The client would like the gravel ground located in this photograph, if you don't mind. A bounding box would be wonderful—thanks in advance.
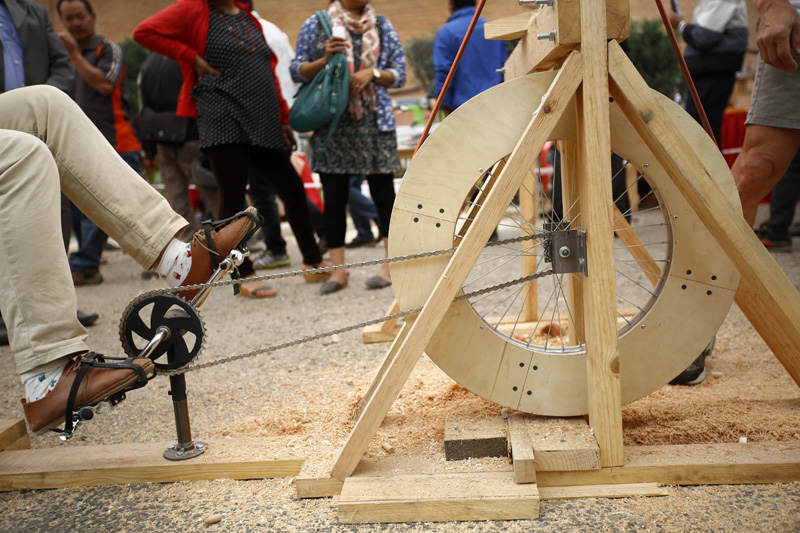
[1,206,799,532]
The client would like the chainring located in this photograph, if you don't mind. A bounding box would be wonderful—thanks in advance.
[119,293,206,370]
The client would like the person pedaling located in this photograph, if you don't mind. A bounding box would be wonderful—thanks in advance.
[21,208,263,439]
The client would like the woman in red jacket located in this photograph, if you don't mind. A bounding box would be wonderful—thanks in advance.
[134,0,328,297]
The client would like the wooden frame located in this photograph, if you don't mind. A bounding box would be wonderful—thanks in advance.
[299,1,800,519]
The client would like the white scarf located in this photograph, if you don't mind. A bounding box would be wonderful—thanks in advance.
[328,1,380,119]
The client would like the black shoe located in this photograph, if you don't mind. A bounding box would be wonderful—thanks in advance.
[77,310,99,327]
[791,224,800,237]
[346,233,378,248]
[670,337,715,386]
[755,225,792,252]
[0,315,7,346]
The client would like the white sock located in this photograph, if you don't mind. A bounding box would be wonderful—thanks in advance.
[156,238,193,286]
[21,358,68,403]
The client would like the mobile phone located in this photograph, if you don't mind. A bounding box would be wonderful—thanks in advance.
[332,26,347,39]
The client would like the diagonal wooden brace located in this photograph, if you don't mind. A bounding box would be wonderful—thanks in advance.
[330,51,585,482]
[607,39,800,388]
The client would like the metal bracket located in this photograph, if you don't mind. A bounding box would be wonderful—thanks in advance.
[545,225,588,276]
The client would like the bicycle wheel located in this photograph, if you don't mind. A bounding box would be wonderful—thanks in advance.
[389,71,740,416]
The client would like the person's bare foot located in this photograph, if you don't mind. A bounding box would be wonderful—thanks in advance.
[239,275,278,298]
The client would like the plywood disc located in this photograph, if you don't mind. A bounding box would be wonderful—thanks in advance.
[389,71,740,416]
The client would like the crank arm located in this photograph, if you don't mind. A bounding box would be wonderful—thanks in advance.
[191,248,248,307]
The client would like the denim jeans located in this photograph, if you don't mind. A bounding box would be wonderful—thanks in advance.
[349,175,379,239]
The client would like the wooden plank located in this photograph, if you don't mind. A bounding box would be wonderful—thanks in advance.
[558,140,584,345]
[0,438,303,492]
[3,435,31,452]
[612,204,661,286]
[577,0,624,468]
[296,476,344,499]
[525,416,601,471]
[539,482,668,500]
[484,12,533,41]
[444,414,507,461]
[338,472,539,524]
[0,420,27,452]
[520,160,538,322]
[539,442,800,487]
[353,321,410,421]
[507,414,536,483]
[607,39,800,388]
[329,52,584,483]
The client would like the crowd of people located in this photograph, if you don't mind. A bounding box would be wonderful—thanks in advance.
[0,0,798,436]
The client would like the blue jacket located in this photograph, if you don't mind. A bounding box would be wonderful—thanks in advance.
[291,13,406,133]
[433,7,506,111]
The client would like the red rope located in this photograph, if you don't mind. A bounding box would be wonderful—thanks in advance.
[653,0,718,147]
[413,0,488,158]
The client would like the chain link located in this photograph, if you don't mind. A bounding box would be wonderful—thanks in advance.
[139,232,547,297]
[123,231,550,376]
[158,267,553,376]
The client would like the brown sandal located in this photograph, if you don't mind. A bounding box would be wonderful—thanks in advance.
[302,261,333,283]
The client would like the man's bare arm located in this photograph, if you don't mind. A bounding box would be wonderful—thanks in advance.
[757,0,800,70]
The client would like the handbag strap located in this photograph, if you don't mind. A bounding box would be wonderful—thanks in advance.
[315,10,333,38]
[313,10,345,152]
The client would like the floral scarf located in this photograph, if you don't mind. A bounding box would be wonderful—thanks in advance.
[328,1,380,120]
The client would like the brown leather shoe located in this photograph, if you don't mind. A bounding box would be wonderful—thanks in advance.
[21,354,154,435]
[180,207,261,301]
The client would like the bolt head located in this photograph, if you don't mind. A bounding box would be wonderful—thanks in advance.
[558,246,571,258]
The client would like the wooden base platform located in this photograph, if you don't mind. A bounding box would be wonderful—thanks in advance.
[296,441,800,500]
[0,435,303,492]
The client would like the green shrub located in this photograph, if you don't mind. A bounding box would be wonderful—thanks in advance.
[118,37,149,114]
[626,19,685,98]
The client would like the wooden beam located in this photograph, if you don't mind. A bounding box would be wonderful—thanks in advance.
[329,52,584,483]
[507,414,536,483]
[337,472,539,524]
[484,12,533,41]
[539,482,667,499]
[577,0,624,467]
[539,442,800,487]
[559,140,585,345]
[352,321,410,421]
[0,420,28,452]
[520,160,538,322]
[504,0,630,79]
[0,439,303,492]
[607,39,800,388]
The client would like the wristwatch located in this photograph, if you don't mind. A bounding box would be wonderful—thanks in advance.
[372,68,381,81]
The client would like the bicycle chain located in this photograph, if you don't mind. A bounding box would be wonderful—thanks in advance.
[123,232,551,376]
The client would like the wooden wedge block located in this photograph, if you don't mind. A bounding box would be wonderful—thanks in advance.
[444,414,507,461]
[0,420,28,452]
[507,414,536,483]
[525,416,601,471]
[539,482,668,500]
[484,12,533,41]
[0,438,303,492]
[296,476,344,499]
[338,472,539,524]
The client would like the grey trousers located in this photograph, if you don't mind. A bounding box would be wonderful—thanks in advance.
[0,86,187,374]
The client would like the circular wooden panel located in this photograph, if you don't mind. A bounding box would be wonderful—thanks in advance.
[389,71,740,416]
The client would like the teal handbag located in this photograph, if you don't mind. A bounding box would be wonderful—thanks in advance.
[289,11,350,147]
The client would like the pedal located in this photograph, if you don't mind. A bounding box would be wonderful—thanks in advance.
[51,391,128,440]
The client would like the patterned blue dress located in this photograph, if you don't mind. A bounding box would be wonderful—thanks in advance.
[291,14,407,175]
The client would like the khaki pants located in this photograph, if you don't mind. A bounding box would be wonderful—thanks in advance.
[0,86,187,374]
